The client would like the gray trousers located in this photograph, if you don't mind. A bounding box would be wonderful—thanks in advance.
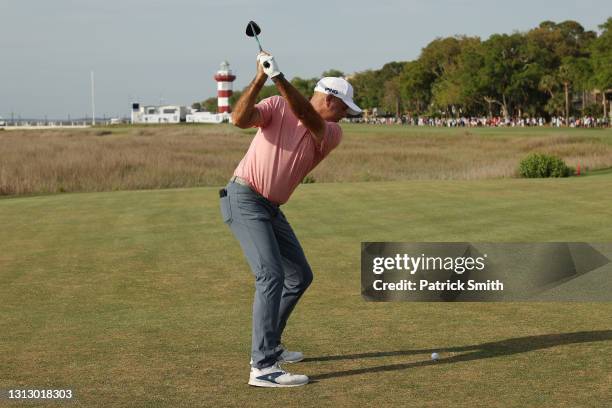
[220,181,313,369]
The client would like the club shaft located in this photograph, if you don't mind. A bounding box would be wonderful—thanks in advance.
[254,34,263,51]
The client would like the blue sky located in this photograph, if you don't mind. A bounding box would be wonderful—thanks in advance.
[1,0,610,118]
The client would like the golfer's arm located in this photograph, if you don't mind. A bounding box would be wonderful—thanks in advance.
[231,74,267,129]
[272,75,326,143]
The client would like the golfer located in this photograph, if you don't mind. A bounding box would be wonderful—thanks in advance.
[219,52,361,387]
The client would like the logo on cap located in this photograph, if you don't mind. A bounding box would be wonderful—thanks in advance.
[325,87,339,95]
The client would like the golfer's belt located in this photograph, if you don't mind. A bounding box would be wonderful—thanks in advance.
[229,175,280,207]
[230,176,251,187]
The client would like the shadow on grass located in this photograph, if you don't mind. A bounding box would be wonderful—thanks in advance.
[308,330,612,381]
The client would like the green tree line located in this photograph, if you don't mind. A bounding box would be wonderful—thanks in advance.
[195,18,612,120]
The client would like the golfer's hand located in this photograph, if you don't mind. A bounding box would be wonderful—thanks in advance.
[256,51,269,79]
[257,52,281,78]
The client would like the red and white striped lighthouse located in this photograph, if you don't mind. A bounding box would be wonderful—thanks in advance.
[214,61,236,114]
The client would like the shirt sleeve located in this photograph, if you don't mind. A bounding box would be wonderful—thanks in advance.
[253,95,282,128]
[318,122,343,158]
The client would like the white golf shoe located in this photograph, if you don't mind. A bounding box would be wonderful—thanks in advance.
[248,363,309,388]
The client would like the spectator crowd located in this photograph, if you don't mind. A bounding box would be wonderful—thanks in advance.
[344,115,610,128]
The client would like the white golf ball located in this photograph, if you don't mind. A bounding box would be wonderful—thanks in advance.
[431,352,440,361]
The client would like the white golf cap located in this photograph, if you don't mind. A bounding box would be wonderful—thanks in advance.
[314,77,362,115]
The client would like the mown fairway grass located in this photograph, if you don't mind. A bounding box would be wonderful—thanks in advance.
[1,175,611,407]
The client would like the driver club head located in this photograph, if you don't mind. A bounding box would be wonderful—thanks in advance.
[245,21,269,67]
[245,20,261,37]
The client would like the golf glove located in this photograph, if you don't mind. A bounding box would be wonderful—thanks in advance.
[258,54,282,78]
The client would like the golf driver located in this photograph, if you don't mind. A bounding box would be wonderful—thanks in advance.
[246,21,270,68]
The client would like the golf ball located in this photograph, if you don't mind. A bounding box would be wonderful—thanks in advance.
[431,352,440,361]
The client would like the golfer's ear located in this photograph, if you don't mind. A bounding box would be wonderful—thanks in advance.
[325,94,334,107]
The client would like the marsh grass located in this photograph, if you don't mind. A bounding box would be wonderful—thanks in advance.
[1,124,611,196]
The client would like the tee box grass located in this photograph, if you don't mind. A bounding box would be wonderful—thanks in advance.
[1,173,611,407]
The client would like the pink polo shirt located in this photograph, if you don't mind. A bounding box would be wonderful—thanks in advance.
[233,96,343,205]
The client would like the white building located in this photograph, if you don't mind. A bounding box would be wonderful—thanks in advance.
[131,104,189,124]
[186,111,231,124]
[131,104,232,124]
